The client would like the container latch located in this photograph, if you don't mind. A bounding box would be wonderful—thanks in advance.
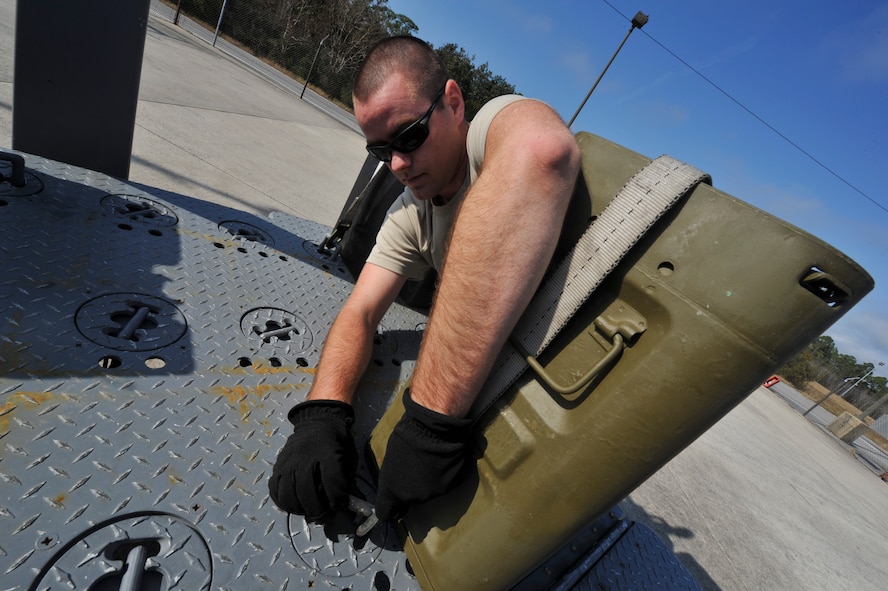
[516,300,647,396]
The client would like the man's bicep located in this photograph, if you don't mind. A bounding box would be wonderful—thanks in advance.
[482,99,579,176]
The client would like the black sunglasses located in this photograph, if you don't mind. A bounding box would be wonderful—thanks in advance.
[366,86,446,162]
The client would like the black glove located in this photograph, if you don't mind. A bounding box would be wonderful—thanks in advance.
[268,400,358,521]
[375,389,473,521]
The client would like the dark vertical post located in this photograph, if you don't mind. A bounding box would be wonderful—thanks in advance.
[568,11,648,128]
[12,0,151,178]
[212,0,229,47]
[301,35,329,99]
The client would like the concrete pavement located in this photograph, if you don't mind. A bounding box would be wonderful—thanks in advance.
[624,387,887,590]
[130,13,366,227]
[0,0,366,227]
[1,3,886,590]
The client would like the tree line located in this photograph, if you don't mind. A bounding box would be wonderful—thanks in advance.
[780,335,886,403]
[177,0,515,117]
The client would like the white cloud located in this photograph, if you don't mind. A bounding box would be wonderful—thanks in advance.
[498,1,555,37]
[692,35,760,72]
[712,160,828,221]
[559,48,600,88]
[826,308,888,376]
[513,11,555,36]
[628,99,690,127]
[822,3,888,84]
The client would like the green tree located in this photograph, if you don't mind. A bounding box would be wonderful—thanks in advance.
[808,335,838,364]
[871,375,887,397]
[778,335,886,404]
[380,6,418,36]
[311,0,418,104]
[435,43,516,119]
[781,347,816,385]
[177,1,514,113]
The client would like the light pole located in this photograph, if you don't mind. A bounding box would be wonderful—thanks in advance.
[856,362,886,419]
[806,361,885,417]
[212,0,229,47]
[803,377,858,417]
[838,362,882,399]
[301,35,330,99]
[568,10,648,128]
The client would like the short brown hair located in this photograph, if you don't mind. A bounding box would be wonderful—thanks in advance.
[353,36,449,103]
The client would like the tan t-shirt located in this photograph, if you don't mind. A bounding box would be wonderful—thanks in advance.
[366,94,527,280]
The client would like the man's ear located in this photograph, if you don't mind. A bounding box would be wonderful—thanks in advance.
[443,79,465,121]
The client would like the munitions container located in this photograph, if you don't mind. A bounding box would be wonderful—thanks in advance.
[370,132,874,591]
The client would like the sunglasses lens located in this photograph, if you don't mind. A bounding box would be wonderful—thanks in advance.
[365,86,443,162]
[367,145,392,161]
[392,124,429,153]
[366,123,429,162]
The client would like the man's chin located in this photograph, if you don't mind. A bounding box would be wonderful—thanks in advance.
[406,182,435,200]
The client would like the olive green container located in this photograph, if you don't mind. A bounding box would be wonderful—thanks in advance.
[370,132,874,590]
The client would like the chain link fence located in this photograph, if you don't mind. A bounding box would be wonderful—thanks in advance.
[150,0,517,125]
[152,0,380,113]
[842,381,883,414]
[768,378,888,476]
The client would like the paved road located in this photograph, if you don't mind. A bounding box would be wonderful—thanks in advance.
[768,381,888,473]
[2,3,887,590]
[624,386,888,591]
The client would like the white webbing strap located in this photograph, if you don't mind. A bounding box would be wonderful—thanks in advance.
[469,155,711,419]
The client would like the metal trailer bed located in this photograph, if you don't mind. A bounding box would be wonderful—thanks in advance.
[0,152,701,590]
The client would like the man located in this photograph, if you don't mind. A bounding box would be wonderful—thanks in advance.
[269,36,580,523]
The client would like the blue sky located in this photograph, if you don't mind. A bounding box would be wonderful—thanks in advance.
[386,0,888,378]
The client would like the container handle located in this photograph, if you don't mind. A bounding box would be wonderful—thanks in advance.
[800,269,850,308]
[520,333,624,396]
[0,151,27,188]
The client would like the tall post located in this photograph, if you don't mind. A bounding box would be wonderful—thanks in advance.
[213,0,230,47]
[301,35,329,99]
[838,364,880,399]
[568,10,648,127]
[803,379,851,417]
[856,362,886,419]
[858,393,888,421]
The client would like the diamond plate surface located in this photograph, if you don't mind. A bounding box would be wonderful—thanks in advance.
[75,293,189,351]
[571,522,702,591]
[1,149,699,591]
[1,151,425,590]
[30,514,212,590]
[101,193,180,227]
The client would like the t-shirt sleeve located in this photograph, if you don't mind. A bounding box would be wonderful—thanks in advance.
[466,94,528,181]
[365,192,434,281]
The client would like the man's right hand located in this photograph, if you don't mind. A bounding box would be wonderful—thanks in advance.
[268,400,358,521]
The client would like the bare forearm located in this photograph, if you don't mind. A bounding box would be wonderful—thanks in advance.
[411,182,570,415]
[306,264,406,404]
[411,126,580,416]
[307,309,375,404]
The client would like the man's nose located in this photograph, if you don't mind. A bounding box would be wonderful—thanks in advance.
[389,151,411,172]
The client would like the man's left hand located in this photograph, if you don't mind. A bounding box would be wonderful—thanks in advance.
[375,389,474,521]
